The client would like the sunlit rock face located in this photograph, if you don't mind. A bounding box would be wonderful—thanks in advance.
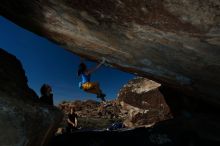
[0,48,63,146]
[0,0,220,105]
[117,77,172,127]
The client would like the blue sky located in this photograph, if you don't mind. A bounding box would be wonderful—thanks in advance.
[0,16,134,104]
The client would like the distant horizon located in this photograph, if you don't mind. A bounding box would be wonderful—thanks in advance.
[0,16,134,105]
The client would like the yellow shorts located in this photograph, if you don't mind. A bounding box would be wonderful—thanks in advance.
[82,82,99,94]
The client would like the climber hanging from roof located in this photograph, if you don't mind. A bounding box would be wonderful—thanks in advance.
[77,57,106,102]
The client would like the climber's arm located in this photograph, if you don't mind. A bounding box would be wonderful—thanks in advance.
[86,58,106,75]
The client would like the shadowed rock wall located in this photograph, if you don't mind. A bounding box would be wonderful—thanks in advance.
[0,48,63,146]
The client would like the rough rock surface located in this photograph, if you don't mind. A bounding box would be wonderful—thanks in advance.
[117,77,172,127]
[1,0,220,104]
[0,48,63,146]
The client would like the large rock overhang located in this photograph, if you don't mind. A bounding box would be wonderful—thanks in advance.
[1,0,220,104]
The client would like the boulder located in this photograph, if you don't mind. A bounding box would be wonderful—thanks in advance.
[0,48,63,146]
[0,0,220,104]
[117,77,172,127]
